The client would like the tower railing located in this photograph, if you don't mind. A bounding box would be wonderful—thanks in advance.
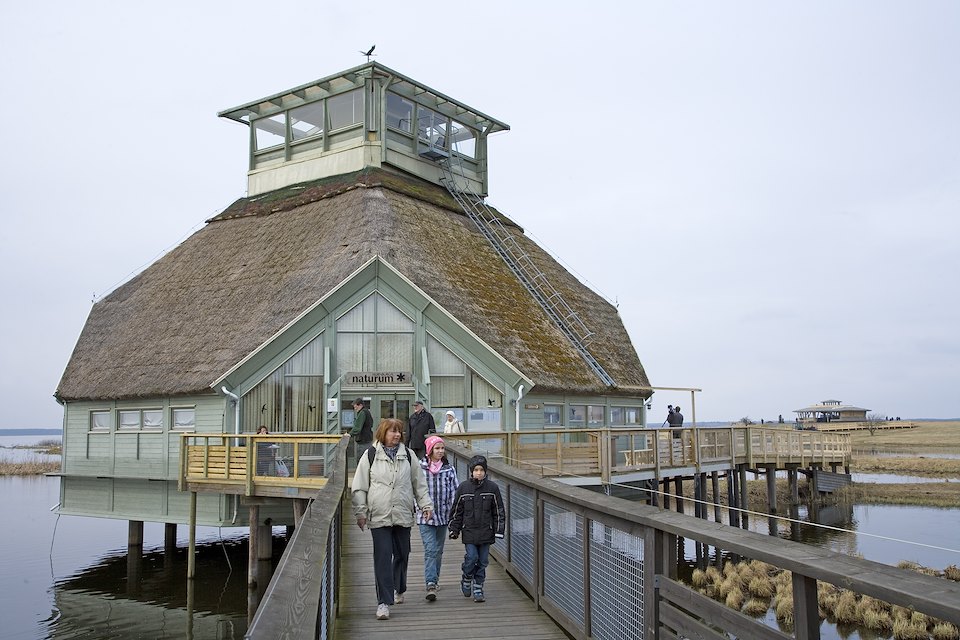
[439,156,616,387]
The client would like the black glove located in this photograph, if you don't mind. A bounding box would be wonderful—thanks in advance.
[449,531,459,539]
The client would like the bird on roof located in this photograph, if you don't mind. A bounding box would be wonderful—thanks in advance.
[360,45,376,61]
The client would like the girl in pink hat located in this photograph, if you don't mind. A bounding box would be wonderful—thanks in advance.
[416,435,459,601]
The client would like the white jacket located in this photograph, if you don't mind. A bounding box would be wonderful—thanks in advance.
[443,419,465,434]
[351,442,433,529]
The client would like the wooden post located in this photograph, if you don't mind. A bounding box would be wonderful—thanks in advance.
[187,491,197,579]
[788,467,799,504]
[128,520,144,550]
[248,505,260,588]
[662,477,670,510]
[738,465,749,528]
[793,573,821,640]
[727,469,739,527]
[674,477,684,514]
[164,523,177,557]
[765,464,777,513]
[711,471,721,522]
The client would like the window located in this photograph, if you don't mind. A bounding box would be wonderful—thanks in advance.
[587,405,604,426]
[290,101,324,141]
[243,333,324,433]
[450,119,476,158]
[610,406,642,427]
[90,410,110,431]
[336,294,413,375]
[418,107,449,147]
[254,114,286,150]
[173,408,196,431]
[568,405,586,427]
[543,404,562,426]
[327,89,363,130]
[426,334,465,407]
[119,409,162,430]
[386,92,413,133]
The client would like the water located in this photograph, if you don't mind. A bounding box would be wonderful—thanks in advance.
[1,469,286,639]
[0,435,61,464]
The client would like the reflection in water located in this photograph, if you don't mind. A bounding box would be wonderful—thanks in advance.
[49,533,287,639]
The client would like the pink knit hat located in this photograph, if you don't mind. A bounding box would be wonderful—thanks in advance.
[424,435,444,459]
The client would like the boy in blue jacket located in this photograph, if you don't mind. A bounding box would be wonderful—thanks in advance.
[448,455,505,603]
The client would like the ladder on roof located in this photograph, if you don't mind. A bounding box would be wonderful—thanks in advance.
[439,158,616,387]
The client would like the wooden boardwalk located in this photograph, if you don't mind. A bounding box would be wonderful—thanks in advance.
[335,498,567,640]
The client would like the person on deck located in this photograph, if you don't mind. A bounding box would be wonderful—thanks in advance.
[352,418,433,621]
[406,400,436,460]
[417,435,458,601]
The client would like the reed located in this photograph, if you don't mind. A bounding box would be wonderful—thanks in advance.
[943,565,960,582]
[724,586,744,610]
[893,617,932,640]
[742,598,771,617]
[747,574,776,598]
[0,459,61,476]
[832,591,859,625]
[931,621,960,640]
[691,568,708,588]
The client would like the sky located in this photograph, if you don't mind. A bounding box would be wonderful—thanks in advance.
[1,1,958,429]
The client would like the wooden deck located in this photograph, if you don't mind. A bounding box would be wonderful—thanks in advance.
[335,496,567,640]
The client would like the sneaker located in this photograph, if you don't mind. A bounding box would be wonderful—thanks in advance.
[425,583,438,602]
[473,584,485,603]
[460,576,472,598]
[376,604,390,620]
[393,591,404,604]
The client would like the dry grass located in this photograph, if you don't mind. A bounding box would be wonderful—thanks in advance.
[852,456,960,477]
[849,420,960,451]
[0,459,61,475]
[835,481,960,508]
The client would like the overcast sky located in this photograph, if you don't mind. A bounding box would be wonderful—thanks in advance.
[2,1,958,429]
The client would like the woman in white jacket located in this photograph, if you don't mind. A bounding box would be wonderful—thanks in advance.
[352,418,433,621]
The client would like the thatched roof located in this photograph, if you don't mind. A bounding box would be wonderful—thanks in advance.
[56,168,650,402]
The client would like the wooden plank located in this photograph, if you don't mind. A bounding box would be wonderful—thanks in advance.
[658,601,728,640]
[656,576,792,640]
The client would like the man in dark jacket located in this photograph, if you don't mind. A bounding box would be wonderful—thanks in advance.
[350,398,373,464]
[406,400,436,460]
[448,455,505,603]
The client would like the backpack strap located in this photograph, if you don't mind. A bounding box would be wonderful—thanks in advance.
[366,445,412,467]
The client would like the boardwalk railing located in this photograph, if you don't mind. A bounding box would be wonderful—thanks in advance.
[444,443,960,640]
[245,435,348,640]
[445,426,851,483]
[178,433,343,497]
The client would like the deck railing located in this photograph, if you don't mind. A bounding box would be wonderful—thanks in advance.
[443,443,960,640]
[178,433,344,496]
[445,426,851,483]
[245,435,348,639]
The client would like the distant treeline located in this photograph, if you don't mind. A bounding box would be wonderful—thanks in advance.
[1,428,62,436]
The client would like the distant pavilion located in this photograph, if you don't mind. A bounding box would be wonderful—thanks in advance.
[793,399,869,425]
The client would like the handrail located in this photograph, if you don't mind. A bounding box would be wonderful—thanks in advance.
[443,443,960,640]
[443,426,851,481]
[245,434,348,639]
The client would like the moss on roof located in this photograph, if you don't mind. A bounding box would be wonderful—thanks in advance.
[56,168,649,402]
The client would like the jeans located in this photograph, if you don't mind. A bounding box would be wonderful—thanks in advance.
[418,524,447,585]
[371,526,411,605]
[461,542,490,585]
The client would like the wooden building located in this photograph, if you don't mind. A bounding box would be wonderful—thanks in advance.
[54,62,652,533]
[793,399,869,425]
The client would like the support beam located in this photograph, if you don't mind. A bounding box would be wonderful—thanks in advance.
[765,464,778,513]
[187,492,197,579]
[248,505,260,588]
[128,520,144,550]
[164,523,177,557]
[727,470,740,528]
[711,471,721,522]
